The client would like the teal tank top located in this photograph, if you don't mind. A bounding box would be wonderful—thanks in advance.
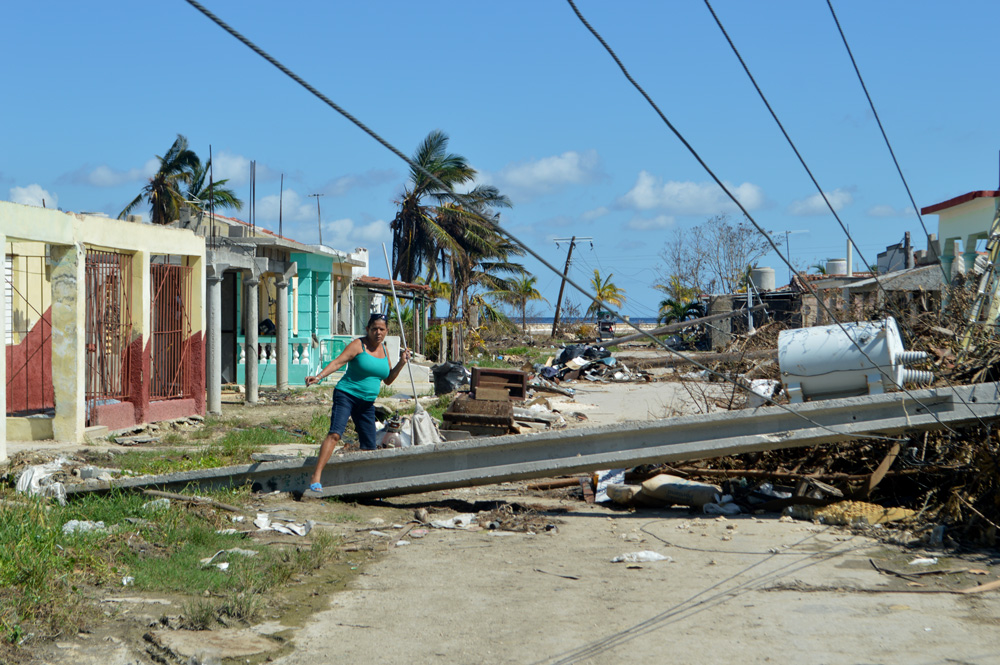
[336,340,391,401]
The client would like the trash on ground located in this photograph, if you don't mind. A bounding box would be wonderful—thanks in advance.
[788,501,916,526]
[611,550,673,563]
[252,512,314,536]
[909,557,939,566]
[62,519,107,535]
[142,498,171,512]
[200,548,259,567]
[430,513,477,529]
[16,457,70,505]
[593,469,626,503]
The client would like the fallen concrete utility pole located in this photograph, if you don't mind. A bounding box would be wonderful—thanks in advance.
[604,304,767,348]
[623,348,776,369]
[66,382,1000,499]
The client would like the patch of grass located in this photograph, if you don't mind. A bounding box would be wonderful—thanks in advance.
[426,394,453,421]
[0,489,342,648]
[378,384,396,398]
[305,410,330,444]
[112,427,280,476]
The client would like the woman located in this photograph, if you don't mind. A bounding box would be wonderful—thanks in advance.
[305,313,410,492]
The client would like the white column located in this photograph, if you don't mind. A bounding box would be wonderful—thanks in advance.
[276,273,290,390]
[244,274,259,405]
[206,266,225,414]
[50,243,87,442]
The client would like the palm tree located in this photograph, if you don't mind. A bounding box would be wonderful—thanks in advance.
[182,159,243,215]
[419,276,451,320]
[391,130,478,283]
[119,134,200,224]
[492,275,547,332]
[586,270,626,317]
[657,298,705,324]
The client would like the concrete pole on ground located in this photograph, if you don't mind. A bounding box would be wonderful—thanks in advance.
[50,243,87,442]
[244,274,260,405]
[206,264,226,415]
[707,295,733,351]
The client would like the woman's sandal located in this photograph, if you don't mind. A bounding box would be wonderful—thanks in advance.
[308,482,323,492]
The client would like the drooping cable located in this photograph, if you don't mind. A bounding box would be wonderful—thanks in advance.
[563,0,959,433]
[703,0,989,430]
[183,0,915,442]
[826,0,948,283]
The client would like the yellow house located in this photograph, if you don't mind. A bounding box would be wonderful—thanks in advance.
[2,201,206,459]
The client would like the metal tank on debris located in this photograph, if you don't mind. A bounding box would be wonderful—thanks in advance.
[778,316,933,403]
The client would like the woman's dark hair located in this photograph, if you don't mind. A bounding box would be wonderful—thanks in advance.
[367,313,388,327]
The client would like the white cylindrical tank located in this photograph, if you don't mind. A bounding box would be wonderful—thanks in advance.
[826,258,847,275]
[778,317,932,402]
[750,267,775,292]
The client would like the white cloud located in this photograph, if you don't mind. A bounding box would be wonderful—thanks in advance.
[617,171,765,215]
[626,214,675,231]
[787,188,854,216]
[486,150,602,201]
[60,158,159,187]
[10,184,57,208]
[213,151,252,186]
[257,189,315,223]
[867,204,915,218]
[322,217,390,250]
[324,169,397,197]
[582,206,610,222]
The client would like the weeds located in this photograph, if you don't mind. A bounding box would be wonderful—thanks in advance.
[0,488,343,649]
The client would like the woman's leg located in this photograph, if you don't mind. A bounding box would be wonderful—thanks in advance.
[311,390,351,486]
[353,398,378,450]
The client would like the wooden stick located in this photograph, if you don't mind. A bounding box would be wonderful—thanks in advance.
[526,478,585,490]
[141,489,244,513]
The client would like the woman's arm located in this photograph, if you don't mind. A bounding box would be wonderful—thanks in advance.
[305,339,362,386]
[384,348,411,386]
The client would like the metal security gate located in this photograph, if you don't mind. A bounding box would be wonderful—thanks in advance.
[85,249,133,424]
[5,249,54,416]
[151,262,193,400]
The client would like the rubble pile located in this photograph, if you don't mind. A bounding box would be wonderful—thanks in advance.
[533,344,650,385]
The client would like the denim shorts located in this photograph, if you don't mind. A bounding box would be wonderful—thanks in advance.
[329,388,377,450]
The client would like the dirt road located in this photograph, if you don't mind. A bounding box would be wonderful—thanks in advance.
[265,485,1000,665]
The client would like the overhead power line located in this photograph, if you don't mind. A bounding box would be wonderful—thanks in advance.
[826,0,947,283]
[562,0,960,433]
[184,0,908,443]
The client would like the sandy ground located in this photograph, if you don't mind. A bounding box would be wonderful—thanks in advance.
[9,370,1000,664]
[265,487,1000,665]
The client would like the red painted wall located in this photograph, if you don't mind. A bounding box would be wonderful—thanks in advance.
[5,307,54,414]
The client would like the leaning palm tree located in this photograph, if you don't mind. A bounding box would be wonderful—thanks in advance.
[391,130,479,283]
[119,134,200,224]
[586,270,626,317]
[183,159,243,215]
[492,275,547,332]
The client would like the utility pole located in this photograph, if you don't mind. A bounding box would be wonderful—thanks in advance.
[550,236,592,337]
[309,193,325,246]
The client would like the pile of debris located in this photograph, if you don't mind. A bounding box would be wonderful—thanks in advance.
[534,344,649,385]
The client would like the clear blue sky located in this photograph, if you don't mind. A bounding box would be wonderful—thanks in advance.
[3,1,997,320]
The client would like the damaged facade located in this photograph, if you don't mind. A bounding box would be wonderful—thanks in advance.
[2,201,206,457]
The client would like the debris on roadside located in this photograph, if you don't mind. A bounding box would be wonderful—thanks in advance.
[611,551,673,564]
